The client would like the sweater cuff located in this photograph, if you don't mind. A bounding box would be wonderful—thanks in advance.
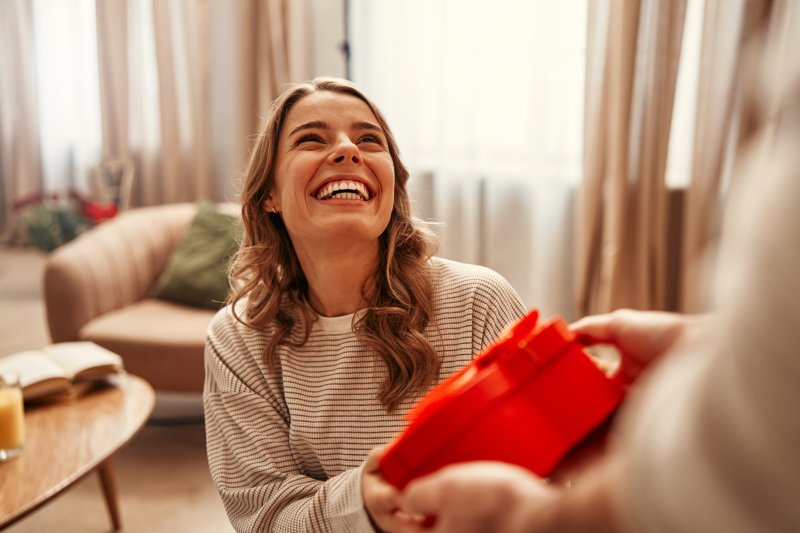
[326,462,374,532]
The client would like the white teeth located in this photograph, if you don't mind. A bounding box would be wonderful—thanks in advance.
[315,180,370,201]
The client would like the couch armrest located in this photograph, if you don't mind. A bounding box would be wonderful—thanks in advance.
[44,203,199,342]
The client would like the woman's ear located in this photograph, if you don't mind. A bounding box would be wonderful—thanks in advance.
[264,195,280,214]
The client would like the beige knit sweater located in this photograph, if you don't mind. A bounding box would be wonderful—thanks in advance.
[204,257,527,532]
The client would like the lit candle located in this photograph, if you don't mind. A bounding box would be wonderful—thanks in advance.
[0,373,25,461]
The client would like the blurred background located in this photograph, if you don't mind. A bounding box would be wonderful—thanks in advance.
[1,0,763,321]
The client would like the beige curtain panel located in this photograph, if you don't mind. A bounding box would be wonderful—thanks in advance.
[0,0,308,238]
[95,0,216,206]
[0,0,43,240]
[576,0,772,316]
[95,0,309,208]
[576,0,687,316]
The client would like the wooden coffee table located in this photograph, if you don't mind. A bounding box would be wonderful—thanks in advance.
[0,374,155,531]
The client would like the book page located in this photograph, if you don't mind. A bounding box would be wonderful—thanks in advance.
[43,342,123,380]
[0,351,70,396]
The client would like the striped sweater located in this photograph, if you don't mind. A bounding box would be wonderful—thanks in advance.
[204,257,527,532]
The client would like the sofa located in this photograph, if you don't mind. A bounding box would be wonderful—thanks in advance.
[43,203,238,393]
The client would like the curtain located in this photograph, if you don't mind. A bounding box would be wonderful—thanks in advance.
[679,0,772,312]
[349,0,587,319]
[1,0,309,238]
[97,0,217,206]
[228,0,310,201]
[0,0,43,239]
[576,0,687,316]
[247,0,310,127]
[577,0,775,316]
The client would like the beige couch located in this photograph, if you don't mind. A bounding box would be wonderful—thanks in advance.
[43,203,233,393]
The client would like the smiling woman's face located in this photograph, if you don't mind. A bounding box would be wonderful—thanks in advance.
[268,91,395,255]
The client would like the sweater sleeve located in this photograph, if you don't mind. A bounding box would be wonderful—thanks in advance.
[203,310,374,533]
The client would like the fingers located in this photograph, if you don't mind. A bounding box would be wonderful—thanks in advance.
[368,474,434,532]
[570,313,618,346]
[367,473,401,513]
[363,477,404,532]
[392,510,432,533]
[364,444,387,472]
[363,445,415,532]
[571,309,686,365]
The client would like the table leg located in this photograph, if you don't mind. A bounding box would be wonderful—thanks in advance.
[97,458,122,531]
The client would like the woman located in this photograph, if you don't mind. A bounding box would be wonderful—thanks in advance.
[204,77,526,532]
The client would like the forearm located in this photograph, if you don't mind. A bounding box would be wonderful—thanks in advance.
[205,356,373,530]
[204,382,372,531]
[214,463,370,532]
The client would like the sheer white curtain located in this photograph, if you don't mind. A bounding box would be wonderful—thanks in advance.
[349,0,587,318]
[18,0,203,206]
[32,0,102,197]
[4,0,311,217]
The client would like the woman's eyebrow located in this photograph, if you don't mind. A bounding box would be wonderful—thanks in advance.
[352,121,382,132]
[289,120,328,136]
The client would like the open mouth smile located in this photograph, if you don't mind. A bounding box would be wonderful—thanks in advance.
[314,179,372,201]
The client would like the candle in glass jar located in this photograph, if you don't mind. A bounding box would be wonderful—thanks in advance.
[0,373,25,461]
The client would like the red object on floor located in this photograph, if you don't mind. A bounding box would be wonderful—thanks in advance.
[379,309,626,489]
[81,201,118,224]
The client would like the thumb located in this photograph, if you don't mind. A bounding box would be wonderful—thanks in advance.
[365,444,389,472]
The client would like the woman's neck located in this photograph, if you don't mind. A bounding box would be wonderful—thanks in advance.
[295,240,379,317]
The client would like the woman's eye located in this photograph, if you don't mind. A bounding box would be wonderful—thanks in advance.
[358,134,383,145]
[296,133,324,145]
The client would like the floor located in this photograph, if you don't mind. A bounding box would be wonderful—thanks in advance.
[0,245,233,532]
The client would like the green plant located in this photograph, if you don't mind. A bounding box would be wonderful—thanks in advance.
[22,204,93,252]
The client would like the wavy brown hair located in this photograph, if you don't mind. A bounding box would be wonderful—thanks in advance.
[229,77,440,412]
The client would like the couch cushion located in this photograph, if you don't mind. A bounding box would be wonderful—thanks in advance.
[151,202,242,309]
[79,298,217,392]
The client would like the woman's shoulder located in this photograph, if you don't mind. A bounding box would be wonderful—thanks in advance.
[207,298,273,343]
[207,299,241,331]
[429,257,525,314]
[430,257,515,293]
[427,257,527,349]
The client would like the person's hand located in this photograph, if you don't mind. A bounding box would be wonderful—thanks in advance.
[570,309,703,385]
[396,461,555,533]
[548,420,612,485]
[362,446,426,532]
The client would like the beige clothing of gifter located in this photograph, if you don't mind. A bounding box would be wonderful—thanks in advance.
[614,16,800,533]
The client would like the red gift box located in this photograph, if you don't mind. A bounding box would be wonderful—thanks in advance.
[379,309,626,489]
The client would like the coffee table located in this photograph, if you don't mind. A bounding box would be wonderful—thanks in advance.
[0,374,155,531]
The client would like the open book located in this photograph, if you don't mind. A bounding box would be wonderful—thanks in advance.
[0,342,124,400]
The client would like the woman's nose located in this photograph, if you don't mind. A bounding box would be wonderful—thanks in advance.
[329,136,361,165]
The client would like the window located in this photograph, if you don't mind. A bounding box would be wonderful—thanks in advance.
[33,0,101,193]
[348,1,588,316]
[349,0,587,184]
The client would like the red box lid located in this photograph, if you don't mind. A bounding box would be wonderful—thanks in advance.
[380,309,626,488]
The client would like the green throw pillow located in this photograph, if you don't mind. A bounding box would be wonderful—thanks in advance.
[152,202,242,309]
